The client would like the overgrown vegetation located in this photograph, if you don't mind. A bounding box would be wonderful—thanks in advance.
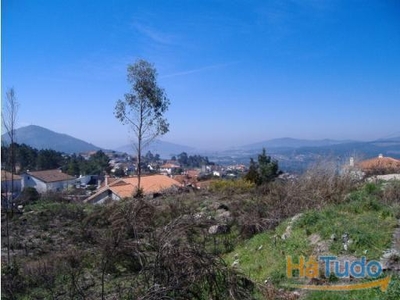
[2,162,400,299]
[225,179,400,299]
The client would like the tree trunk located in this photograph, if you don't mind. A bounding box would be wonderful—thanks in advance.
[137,134,142,195]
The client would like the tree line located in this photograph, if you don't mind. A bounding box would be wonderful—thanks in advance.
[1,143,111,176]
[172,152,214,168]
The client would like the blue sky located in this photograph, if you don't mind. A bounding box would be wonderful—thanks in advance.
[2,0,400,150]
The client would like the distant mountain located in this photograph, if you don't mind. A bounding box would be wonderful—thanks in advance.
[241,137,353,150]
[116,140,195,159]
[375,136,400,142]
[278,139,400,159]
[1,125,102,154]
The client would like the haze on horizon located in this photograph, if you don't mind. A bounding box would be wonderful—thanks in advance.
[2,0,399,150]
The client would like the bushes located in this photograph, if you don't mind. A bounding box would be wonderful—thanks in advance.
[1,262,26,299]
[16,187,40,205]
[382,180,400,205]
[210,179,255,194]
[227,162,360,239]
[5,162,398,299]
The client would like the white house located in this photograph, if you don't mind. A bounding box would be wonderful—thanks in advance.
[21,169,76,193]
[159,163,181,175]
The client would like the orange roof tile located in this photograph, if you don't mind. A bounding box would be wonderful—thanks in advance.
[26,169,75,183]
[109,182,135,198]
[87,174,182,201]
[121,175,182,194]
[357,155,400,172]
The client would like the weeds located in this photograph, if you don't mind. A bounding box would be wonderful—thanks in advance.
[209,178,255,195]
[2,162,399,300]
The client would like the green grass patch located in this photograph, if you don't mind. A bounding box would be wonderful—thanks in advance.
[224,220,313,284]
[294,210,396,259]
[224,183,399,298]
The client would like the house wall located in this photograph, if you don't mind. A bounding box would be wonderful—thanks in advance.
[367,174,400,182]
[22,174,48,193]
[77,175,93,186]
[160,167,172,175]
[46,180,76,192]
[21,174,76,193]
[86,190,121,204]
[1,179,22,194]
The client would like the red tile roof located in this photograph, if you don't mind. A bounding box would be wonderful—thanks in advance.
[116,175,181,195]
[26,169,75,183]
[86,174,182,202]
[357,155,400,172]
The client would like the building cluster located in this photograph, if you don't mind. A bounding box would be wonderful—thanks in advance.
[1,151,247,206]
[2,153,399,207]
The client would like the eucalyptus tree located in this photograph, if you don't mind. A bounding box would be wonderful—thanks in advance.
[115,59,170,194]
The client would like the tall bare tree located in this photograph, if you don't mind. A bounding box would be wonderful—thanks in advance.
[115,59,170,195]
[2,88,19,264]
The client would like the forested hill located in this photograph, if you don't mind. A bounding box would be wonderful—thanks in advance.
[1,125,102,154]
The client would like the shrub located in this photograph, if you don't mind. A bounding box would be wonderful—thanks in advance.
[1,262,26,299]
[16,187,40,205]
[209,179,255,194]
[382,180,400,205]
[364,182,380,195]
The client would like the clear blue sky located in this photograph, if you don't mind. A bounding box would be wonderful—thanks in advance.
[2,0,400,150]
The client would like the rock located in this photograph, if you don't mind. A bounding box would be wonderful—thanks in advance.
[382,249,400,259]
[292,291,301,298]
[308,233,321,245]
[208,224,230,235]
[193,212,203,219]
[342,233,349,243]
[232,259,239,267]
[215,210,233,223]
[281,213,303,240]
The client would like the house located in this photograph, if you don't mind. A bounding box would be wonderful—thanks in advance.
[1,170,22,198]
[85,174,182,204]
[159,163,181,175]
[356,154,400,176]
[21,169,76,193]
